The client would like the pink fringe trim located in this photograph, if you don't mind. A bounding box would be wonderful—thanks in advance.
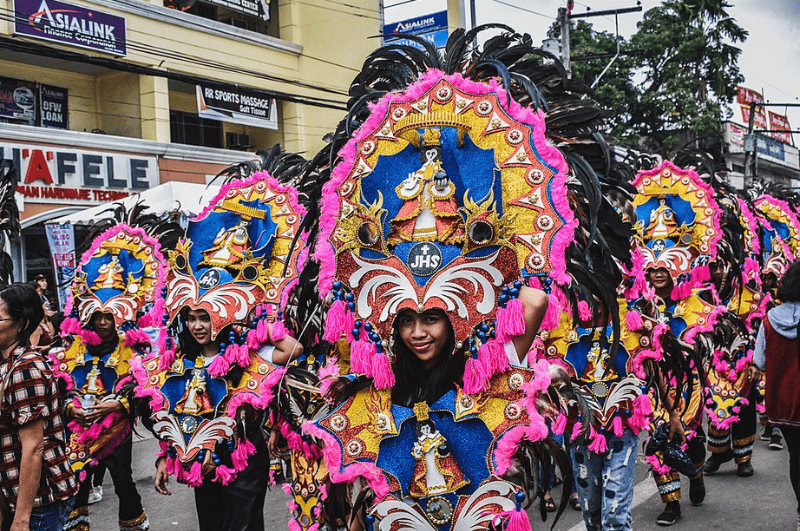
[322,300,350,343]
[478,339,508,376]
[495,298,525,343]
[626,310,643,331]
[540,294,560,331]
[269,321,287,342]
[207,354,230,377]
[645,453,672,475]
[372,353,395,389]
[462,357,489,394]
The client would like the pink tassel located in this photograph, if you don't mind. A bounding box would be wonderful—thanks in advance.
[124,328,150,347]
[322,300,348,343]
[497,503,531,531]
[611,415,624,437]
[247,331,260,350]
[552,413,567,435]
[81,329,102,346]
[207,355,230,377]
[626,310,643,331]
[578,300,592,321]
[462,357,489,394]
[478,339,508,375]
[165,456,179,477]
[185,460,204,487]
[214,465,236,485]
[256,318,269,343]
[496,298,526,342]
[236,344,252,368]
[540,294,560,331]
[691,264,710,284]
[349,339,374,375]
[628,394,653,432]
[158,349,176,372]
[231,438,256,471]
[60,317,82,335]
[79,470,87,482]
[587,426,608,453]
[269,320,287,342]
[371,353,395,389]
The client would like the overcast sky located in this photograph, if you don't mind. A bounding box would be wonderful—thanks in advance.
[383,0,800,146]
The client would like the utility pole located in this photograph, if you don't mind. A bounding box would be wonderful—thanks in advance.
[568,5,642,88]
[558,7,570,77]
[743,102,758,187]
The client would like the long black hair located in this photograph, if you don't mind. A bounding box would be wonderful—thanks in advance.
[778,261,800,303]
[0,283,45,348]
[176,309,244,385]
[390,311,465,408]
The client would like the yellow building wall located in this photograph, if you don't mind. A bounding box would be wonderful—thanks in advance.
[0,0,381,153]
[0,58,97,132]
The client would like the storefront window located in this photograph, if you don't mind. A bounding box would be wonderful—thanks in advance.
[170,110,223,148]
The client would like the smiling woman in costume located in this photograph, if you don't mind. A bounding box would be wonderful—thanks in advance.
[133,167,308,531]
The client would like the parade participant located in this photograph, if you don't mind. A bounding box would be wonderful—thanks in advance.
[133,169,307,531]
[302,26,639,531]
[633,161,724,526]
[753,261,800,531]
[152,308,301,531]
[54,226,162,531]
[0,284,78,531]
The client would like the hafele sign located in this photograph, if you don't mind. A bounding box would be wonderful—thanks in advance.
[14,0,127,56]
[1,142,158,205]
[196,85,278,130]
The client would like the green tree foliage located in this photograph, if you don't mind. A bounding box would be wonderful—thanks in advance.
[557,0,747,151]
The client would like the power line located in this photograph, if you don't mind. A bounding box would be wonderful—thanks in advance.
[486,0,554,19]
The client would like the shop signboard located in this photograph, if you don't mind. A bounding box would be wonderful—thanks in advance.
[39,84,68,129]
[768,111,792,145]
[14,0,127,56]
[196,84,278,130]
[383,10,448,38]
[0,77,36,125]
[0,142,159,205]
[44,222,74,310]
[201,0,269,21]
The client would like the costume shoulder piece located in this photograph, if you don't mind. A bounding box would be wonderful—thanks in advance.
[754,194,800,276]
[315,70,574,390]
[133,171,305,486]
[632,160,722,300]
[54,224,165,476]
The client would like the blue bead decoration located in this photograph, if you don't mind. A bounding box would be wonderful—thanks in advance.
[509,288,519,297]
[332,281,342,290]
[348,302,355,311]
[352,329,360,338]
[515,491,526,503]
[345,293,354,302]
[513,280,523,289]
[480,323,489,333]
[499,294,509,304]
[364,322,372,332]
[354,320,362,328]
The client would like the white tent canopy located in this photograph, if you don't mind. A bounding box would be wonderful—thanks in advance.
[50,181,221,226]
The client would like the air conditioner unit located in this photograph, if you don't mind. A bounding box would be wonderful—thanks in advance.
[226,132,252,150]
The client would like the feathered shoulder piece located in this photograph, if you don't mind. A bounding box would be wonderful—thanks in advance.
[754,194,800,276]
[632,161,722,300]
[61,224,165,347]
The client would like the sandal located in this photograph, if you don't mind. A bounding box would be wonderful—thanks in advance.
[544,497,556,512]
[569,496,581,511]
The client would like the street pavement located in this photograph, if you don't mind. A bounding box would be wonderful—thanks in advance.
[87,428,797,530]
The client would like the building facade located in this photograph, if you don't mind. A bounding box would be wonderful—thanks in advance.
[0,0,380,283]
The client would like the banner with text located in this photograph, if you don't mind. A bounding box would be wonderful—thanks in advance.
[14,0,127,55]
[768,111,792,144]
[1,142,159,205]
[0,76,36,125]
[196,85,278,130]
[39,84,68,129]
[44,222,75,310]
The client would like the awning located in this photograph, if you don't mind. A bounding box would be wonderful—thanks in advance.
[49,181,221,226]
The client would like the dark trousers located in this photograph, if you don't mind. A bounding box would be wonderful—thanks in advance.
[782,426,800,514]
[68,434,147,530]
[654,427,706,503]
[193,433,270,531]
[707,396,757,464]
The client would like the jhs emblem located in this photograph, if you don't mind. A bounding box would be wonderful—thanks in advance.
[651,239,666,255]
[197,267,223,289]
[407,243,443,277]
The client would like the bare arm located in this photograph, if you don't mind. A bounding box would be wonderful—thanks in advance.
[12,418,45,531]
[270,335,303,366]
[511,287,549,362]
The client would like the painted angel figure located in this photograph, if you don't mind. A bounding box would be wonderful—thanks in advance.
[647,198,680,240]
[174,368,215,416]
[201,219,251,270]
[388,128,464,246]
[581,339,616,382]
[409,414,468,498]
[92,254,126,290]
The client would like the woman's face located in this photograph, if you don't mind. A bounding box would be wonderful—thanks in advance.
[396,309,450,369]
[0,300,18,350]
[187,309,212,346]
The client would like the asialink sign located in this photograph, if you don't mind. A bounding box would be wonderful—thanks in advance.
[383,11,448,39]
[14,0,127,56]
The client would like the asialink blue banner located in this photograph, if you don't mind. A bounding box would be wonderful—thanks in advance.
[14,0,127,56]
